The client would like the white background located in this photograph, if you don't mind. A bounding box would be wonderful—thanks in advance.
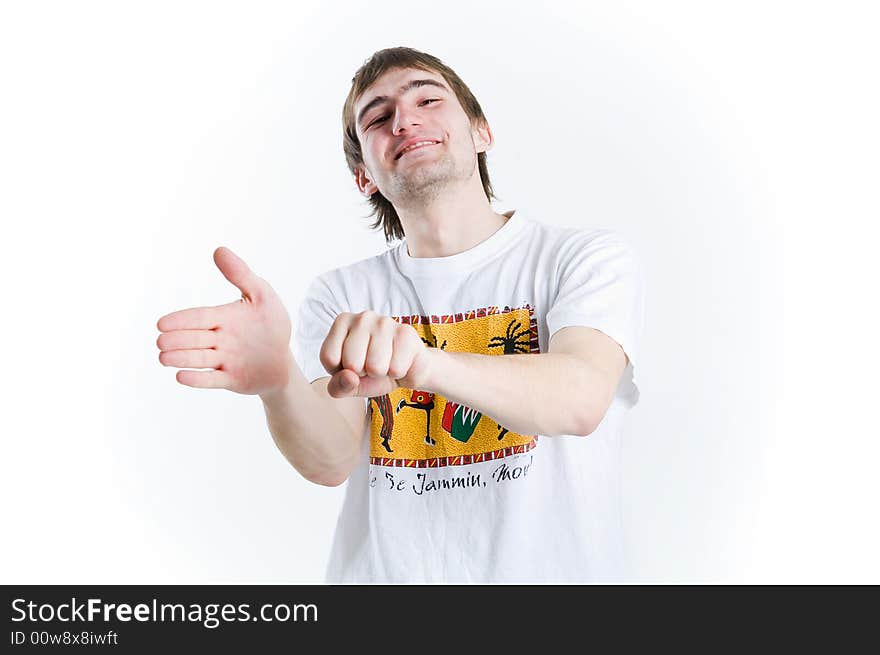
[1,1,877,583]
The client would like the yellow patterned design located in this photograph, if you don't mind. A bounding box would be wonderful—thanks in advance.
[369,306,538,464]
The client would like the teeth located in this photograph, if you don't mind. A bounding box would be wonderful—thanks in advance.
[399,141,437,158]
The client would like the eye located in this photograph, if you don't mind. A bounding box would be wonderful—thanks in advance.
[367,99,441,129]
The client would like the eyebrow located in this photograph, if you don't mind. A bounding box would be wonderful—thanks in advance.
[357,79,450,128]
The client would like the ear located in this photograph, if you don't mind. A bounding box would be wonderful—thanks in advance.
[472,120,493,154]
[354,164,378,197]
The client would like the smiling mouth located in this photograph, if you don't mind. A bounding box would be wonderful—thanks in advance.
[395,142,441,161]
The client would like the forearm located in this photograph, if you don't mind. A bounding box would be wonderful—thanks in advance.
[423,350,607,437]
[259,352,361,486]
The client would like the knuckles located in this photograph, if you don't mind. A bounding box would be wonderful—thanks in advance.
[332,311,353,328]
[352,310,375,327]
[363,360,388,377]
[323,311,418,377]
[387,362,408,379]
[318,346,336,371]
[338,310,398,330]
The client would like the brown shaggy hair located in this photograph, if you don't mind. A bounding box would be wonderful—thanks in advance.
[342,47,499,244]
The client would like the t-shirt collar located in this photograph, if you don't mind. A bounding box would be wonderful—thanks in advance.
[394,209,525,277]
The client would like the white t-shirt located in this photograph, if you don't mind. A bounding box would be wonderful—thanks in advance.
[292,208,646,583]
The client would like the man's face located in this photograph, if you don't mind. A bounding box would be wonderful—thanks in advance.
[353,67,492,204]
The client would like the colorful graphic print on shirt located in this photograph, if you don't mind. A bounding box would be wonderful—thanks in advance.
[368,304,539,468]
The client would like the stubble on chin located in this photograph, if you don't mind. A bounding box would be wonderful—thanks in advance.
[388,150,474,206]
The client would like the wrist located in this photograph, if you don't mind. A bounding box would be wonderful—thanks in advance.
[259,350,298,405]
[417,345,450,393]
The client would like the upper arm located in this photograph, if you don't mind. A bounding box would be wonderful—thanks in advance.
[310,376,370,441]
[548,326,628,432]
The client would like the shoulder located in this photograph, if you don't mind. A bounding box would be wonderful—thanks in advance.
[303,245,400,305]
[524,213,642,268]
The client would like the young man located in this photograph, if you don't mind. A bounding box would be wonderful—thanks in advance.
[157,47,645,583]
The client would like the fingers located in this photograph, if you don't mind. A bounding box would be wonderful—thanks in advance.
[176,369,233,390]
[322,312,401,377]
[213,246,263,303]
[340,325,371,376]
[157,246,266,333]
[318,313,426,399]
[159,348,222,370]
[320,312,421,384]
[157,306,223,332]
[156,329,218,352]
[320,313,353,375]
[363,319,396,378]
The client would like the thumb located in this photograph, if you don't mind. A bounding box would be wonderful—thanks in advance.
[327,369,361,398]
[213,246,263,302]
[327,369,395,399]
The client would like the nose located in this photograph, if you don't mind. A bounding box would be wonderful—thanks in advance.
[391,105,421,135]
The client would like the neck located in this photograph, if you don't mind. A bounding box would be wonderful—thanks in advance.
[396,179,509,258]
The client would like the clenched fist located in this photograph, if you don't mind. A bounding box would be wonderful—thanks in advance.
[156,247,293,396]
[321,310,434,399]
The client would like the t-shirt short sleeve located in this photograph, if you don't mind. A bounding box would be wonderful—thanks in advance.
[292,274,340,384]
[544,229,646,406]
